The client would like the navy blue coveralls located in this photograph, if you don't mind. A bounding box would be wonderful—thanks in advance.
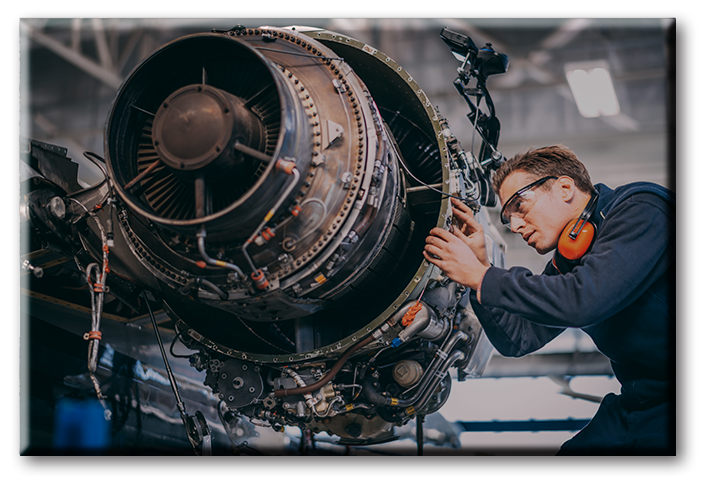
[470,182,675,454]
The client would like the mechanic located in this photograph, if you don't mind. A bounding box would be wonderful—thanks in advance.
[423,145,675,454]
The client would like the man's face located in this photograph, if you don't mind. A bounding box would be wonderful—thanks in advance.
[498,171,572,254]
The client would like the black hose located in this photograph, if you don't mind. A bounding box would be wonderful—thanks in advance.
[361,378,393,407]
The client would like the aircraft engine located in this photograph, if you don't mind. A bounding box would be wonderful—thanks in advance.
[23,25,507,447]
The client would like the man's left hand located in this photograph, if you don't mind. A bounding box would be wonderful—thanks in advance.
[424,226,490,295]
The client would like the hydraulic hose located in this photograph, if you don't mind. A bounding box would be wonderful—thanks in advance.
[274,333,376,398]
[284,368,318,410]
[412,350,464,412]
[362,330,469,409]
[399,330,468,405]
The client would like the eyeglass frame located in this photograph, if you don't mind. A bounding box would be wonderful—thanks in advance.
[499,175,558,228]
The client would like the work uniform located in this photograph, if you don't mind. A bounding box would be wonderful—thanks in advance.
[470,182,675,454]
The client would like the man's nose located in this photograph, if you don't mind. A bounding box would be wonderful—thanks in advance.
[510,216,525,233]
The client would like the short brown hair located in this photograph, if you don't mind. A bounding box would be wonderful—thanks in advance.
[492,145,595,197]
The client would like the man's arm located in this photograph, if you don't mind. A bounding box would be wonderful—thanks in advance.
[469,297,566,357]
[479,194,673,328]
[470,260,565,357]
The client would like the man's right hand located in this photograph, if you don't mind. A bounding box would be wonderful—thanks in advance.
[451,198,490,267]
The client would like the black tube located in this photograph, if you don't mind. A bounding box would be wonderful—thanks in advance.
[143,290,188,417]
[388,331,469,408]
[412,350,464,412]
[361,378,392,407]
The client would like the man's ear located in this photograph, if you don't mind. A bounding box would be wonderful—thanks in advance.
[556,176,576,202]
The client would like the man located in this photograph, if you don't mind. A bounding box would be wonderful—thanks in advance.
[424,145,674,454]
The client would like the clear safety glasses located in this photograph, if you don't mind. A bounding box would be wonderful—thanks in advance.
[499,176,558,228]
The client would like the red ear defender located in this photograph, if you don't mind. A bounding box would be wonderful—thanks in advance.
[557,219,596,260]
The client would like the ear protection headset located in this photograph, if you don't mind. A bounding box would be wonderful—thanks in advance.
[553,190,599,273]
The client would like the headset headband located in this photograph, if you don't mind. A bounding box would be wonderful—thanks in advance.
[568,190,599,240]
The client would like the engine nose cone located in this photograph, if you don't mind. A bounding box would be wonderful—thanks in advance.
[153,84,233,171]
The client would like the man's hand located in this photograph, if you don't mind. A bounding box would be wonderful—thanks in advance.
[450,198,491,267]
[423,226,489,295]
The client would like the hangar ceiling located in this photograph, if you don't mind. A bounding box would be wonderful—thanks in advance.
[19,17,674,273]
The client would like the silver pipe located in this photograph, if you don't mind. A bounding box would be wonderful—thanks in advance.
[242,166,300,274]
[195,278,229,301]
[196,227,247,281]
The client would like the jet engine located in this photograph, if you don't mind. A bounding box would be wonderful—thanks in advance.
[22,25,508,449]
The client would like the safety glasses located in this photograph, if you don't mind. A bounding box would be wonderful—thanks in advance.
[500,176,558,228]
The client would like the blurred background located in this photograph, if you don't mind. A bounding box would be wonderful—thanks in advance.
[19,17,674,455]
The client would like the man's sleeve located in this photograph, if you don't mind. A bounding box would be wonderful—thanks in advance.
[470,290,565,357]
[479,193,673,329]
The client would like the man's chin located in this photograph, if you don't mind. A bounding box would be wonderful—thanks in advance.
[533,243,555,255]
